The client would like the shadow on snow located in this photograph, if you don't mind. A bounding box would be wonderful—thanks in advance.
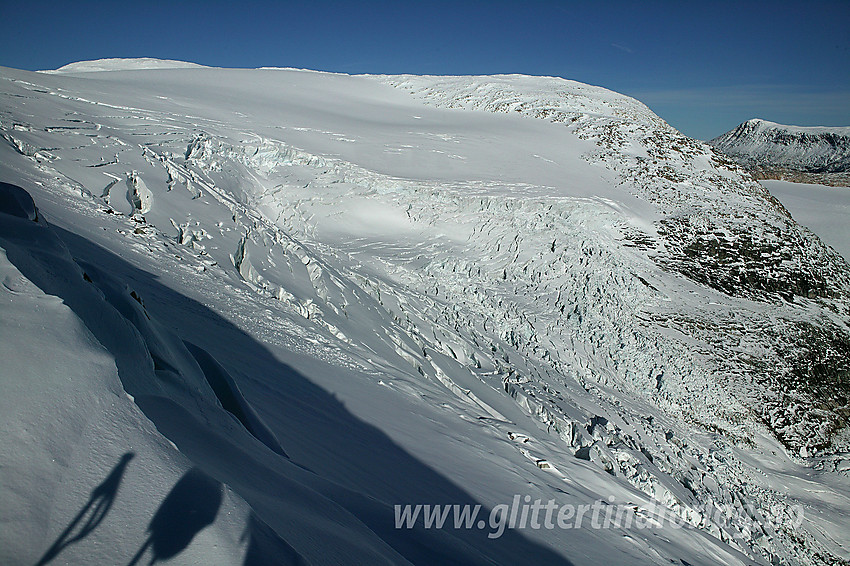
[10,205,574,565]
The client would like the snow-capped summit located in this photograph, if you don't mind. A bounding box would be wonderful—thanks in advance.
[709,118,850,174]
[41,57,209,74]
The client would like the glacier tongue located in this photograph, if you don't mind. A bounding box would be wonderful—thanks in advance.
[1,63,850,565]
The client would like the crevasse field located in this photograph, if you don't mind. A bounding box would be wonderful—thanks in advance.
[1,59,849,566]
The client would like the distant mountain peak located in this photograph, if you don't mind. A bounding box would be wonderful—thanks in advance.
[710,119,850,175]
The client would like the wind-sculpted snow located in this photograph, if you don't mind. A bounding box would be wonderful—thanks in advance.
[0,190,255,564]
[2,62,850,565]
[0,180,39,221]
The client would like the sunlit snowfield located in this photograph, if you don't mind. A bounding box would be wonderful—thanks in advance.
[2,60,849,566]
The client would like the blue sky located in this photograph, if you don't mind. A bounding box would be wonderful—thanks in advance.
[1,0,847,140]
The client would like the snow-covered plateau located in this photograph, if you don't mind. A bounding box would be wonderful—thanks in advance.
[1,59,849,565]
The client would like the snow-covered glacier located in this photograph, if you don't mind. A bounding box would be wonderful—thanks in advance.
[1,60,849,565]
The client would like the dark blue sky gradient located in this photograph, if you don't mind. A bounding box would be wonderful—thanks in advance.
[1,0,847,139]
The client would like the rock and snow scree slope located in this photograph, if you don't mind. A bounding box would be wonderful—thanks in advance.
[1,61,850,566]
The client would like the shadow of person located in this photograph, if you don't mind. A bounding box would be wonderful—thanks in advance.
[35,452,135,566]
[21,222,575,565]
[127,468,223,566]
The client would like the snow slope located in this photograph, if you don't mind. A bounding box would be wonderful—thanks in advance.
[710,118,850,173]
[2,60,850,565]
